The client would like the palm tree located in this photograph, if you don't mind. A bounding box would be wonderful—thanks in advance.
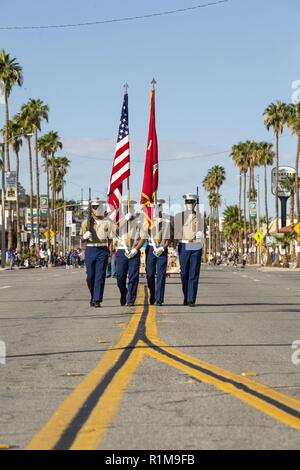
[223,205,244,255]
[287,102,300,267]
[287,103,300,222]
[256,142,275,235]
[263,101,289,233]
[42,132,63,249]
[38,134,52,248]
[0,49,23,248]
[7,116,23,252]
[206,166,226,256]
[230,142,249,252]
[26,99,49,243]
[53,156,70,251]
[208,191,221,258]
[202,173,215,259]
[19,103,35,239]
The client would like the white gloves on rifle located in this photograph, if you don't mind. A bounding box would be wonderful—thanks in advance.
[83,231,92,240]
[196,231,204,240]
[125,248,138,259]
[154,247,164,257]
[125,213,133,221]
[129,248,138,258]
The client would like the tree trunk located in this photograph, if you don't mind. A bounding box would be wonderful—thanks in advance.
[238,171,243,255]
[209,205,213,260]
[296,134,300,222]
[5,91,14,250]
[51,154,55,248]
[243,172,247,251]
[27,138,34,241]
[264,163,272,266]
[15,151,21,253]
[46,162,51,250]
[295,135,300,267]
[275,132,279,232]
[290,192,296,262]
[35,131,40,246]
[62,181,65,255]
[51,154,56,250]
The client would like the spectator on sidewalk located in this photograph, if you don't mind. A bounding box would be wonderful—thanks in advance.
[7,248,15,270]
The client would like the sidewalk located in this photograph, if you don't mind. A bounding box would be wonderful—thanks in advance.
[259,266,300,272]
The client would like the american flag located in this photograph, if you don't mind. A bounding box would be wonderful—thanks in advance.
[107,90,130,221]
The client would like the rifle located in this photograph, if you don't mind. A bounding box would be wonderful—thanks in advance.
[87,187,92,232]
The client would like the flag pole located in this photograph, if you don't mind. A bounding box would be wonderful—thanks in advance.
[124,83,131,245]
[151,78,158,206]
[124,82,130,215]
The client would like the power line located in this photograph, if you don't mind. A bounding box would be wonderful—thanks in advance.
[0,1,229,31]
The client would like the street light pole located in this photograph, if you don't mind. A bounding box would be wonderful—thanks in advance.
[1,135,5,268]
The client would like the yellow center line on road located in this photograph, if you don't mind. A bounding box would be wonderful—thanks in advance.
[143,302,300,431]
[26,286,146,450]
[26,284,300,450]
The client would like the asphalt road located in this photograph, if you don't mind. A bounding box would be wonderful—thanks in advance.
[0,264,300,450]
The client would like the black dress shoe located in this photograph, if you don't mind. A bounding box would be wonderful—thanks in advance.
[150,298,155,305]
[120,297,126,306]
[156,301,162,306]
[188,303,195,307]
[90,300,95,307]
[183,300,188,306]
[94,302,101,308]
[127,302,134,307]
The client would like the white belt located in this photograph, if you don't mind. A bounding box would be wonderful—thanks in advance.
[86,243,107,247]
[179,240,202,248]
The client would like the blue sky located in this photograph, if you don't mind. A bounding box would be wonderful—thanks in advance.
[0,0,299,214]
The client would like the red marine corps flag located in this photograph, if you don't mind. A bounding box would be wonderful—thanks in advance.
[140,79,158,227]
[107,84,130,221]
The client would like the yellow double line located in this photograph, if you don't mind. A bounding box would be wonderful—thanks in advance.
[26,286,300,450]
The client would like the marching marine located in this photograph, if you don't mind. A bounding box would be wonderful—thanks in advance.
[115,201,147,306]
[174,193,204,307]
[145,199,172,306]
[80,199,113,308]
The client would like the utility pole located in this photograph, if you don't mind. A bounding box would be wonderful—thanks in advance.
[1,137,5,268]
[256,175,261,265]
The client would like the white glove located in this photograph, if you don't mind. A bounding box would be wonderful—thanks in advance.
[196,231,204,240]
[154,247,164,257]
[125,213,133,221]
[174,249,179,257]
[83,231,92,240]
[128,248,138,259]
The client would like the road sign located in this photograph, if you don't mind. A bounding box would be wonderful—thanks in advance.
[271,166,296,197]
[40,195,48,217]
[66,211,73,227]
[71,224,77,237]
[6,171,17,201]
[249,200,257,219]
[294,222,300,235]
[254,231,264,243]
[44,230,55,239]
